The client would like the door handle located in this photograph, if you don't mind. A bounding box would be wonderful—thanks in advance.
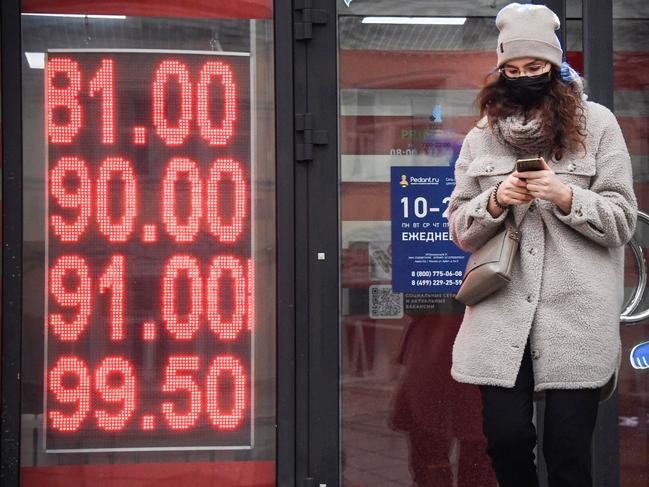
[621,210,649,324]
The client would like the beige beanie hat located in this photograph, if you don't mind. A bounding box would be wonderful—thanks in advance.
[496,3,563,67]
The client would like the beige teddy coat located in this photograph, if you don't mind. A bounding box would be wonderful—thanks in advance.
[448,101,637,398]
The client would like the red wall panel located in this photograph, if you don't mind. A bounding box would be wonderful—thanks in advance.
[22,0,272,20]
[22,462,275,487]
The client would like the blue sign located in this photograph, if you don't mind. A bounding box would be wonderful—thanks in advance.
[631,341,649,369]
[390,166,469,293]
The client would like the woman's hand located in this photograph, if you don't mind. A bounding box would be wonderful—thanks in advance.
[486,171,534,217]
[496,172,534,206]
[513,157,573,213]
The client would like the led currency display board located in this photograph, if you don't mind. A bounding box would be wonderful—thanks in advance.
[44,51,253,451]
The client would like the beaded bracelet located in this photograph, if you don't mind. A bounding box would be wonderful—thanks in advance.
[492,181,508,209]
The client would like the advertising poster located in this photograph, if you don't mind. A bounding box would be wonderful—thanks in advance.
[390,166,469,294]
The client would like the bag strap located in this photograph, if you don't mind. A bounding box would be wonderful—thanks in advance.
[507,200,534,232]
[518,201,534,228]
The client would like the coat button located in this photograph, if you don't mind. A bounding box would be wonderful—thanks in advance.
[575,208,584,217]
[567,163,577,172]
[531,349,541,360]
[528,248,538,255]
[475,207,483,214]
[485,165,494,173]
[526,294,533,303]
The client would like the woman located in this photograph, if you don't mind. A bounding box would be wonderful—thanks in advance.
[447,3,637,487]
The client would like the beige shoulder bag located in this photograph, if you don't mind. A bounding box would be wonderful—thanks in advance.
[454,204,530,306]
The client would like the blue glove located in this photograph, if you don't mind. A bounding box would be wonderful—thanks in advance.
[630,341,649,369]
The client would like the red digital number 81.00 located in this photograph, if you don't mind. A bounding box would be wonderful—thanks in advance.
[47,57,237,147]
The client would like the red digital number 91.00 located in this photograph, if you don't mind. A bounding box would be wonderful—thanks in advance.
[49,254,252,342]
[163,254,247,341]
[49,254,125,342]
[49,255,92,341]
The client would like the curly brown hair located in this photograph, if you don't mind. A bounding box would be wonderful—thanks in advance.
[477,64,587,158]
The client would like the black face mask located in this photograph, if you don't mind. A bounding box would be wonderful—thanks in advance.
[504,72,551,105]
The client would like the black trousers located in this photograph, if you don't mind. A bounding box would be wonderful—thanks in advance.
[479,342,600,487]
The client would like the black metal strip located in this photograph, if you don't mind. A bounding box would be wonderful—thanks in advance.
[583,1,619,485]
[592,395,620,486]
[275,0,297,485]
[533,0,566,60]
[304,0,339,485]
[293,2,311,483]
[0,0,23,485]
[583,0,614,109]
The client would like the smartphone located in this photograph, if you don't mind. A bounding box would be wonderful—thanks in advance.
[516,157,545,172]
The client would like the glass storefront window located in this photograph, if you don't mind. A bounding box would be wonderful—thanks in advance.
[19,5,276,486]
[337,2,645,486]
[614,7,649,485]
[338,13,498,487]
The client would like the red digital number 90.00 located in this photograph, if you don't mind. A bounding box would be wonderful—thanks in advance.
[50,157,247,244]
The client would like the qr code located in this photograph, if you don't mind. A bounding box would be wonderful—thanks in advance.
[369,285,404,319]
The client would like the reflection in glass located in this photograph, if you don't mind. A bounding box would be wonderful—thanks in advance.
[339,16,498,486]
[20,11,276,487]
[614,14,649,487]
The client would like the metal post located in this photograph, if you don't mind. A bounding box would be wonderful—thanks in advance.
[532,2,618,486]
[0,0,23,485]
[276,0,298,485]
[583,1,619,484]
[583,0,614,108]
[533,0,567,60]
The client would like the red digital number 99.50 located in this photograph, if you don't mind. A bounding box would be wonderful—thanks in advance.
[48,355,247,432]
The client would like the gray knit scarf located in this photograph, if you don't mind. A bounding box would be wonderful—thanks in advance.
[492,114,554,158]
[492,66,587,158]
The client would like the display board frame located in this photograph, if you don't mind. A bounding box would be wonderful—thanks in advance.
[0,2,301,485]
[42,48,256,453]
